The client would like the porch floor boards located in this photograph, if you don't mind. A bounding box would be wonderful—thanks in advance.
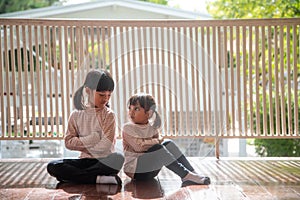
[0,157,300,200]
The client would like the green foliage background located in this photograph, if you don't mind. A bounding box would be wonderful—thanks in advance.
[0,0,61,14]
[207,0,300,19]
[207,0,300,157]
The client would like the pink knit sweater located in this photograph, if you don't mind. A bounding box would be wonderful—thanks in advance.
[64,106,116,159]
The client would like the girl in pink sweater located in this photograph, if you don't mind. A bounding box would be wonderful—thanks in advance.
[122,93,210,187]
[47,69,124,185]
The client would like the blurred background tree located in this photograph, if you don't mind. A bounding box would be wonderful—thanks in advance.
[0,0,63,14]
[140,0,168,5]
[207,0,300,19]
[207,0,300,157]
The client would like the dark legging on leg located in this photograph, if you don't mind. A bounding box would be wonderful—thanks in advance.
[134,143,189,180]
[162,139,195,172]
[47,152,124,184]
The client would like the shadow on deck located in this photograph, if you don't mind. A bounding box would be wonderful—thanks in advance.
[0,157,300,200]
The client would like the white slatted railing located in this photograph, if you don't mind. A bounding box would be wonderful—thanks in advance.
[0,18,299,140]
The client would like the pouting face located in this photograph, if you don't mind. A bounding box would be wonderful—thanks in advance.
[89,90,112,108]
[128,103,149,125]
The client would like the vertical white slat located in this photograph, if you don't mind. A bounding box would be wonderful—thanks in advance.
[212,25,220,156]
[167,27,173,136]
[293,25,299,136]
[0,24,5,138]
[4,26,12,137]
[182,27,189,136]
[107,26,112,85]
[126,26,133,106]
[223,26,230,136]
[254,26,260,137]
[120,27,127,125]
[58,26,65,137]
[177,27,184,136]
[279,26,286,135]
[52,26,60,136]
[132,27,138,94]
[40,26,49,137]
[172,27,179,136]
[22,25,30,138]
[206,26,212,135]
[34,25,42,137]
[144,27,149,94]
[195,26,202,136]
[242,26,248,136]
[101,27,106,69]
[155,27,162,122]
[16,25,24,137]
[64,26,71,129]
[107,26,118,132]
[46,26,54,136]
[70,26,75,108]
[28,25,37,137]
[96,26,101,69]
[9,25,18,137]
[217,26,224,137]
[113,26,121,130]
[49,26,56,136]
[286,25,292,136]
[108,26,116,127]
[261,26,267,136]
[229,26,235,136]
[77,26,83,84]
[170,27,176,136]
[235,26,242,136]
[84,27,90,71]
[148,27,154,98]
[90,27,95,68]
[137,26,143,93]
[125,26,132,130]
[189,27,196,135]
[201,26,208,136]
[212,26,219,137]
[75,27,80,89]
[274,26,280,136]
[212,26,220,158]
[267,25,274,136]
[161,27,167,134]
[248,26,254,137]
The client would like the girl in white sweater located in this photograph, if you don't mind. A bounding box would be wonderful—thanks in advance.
[122,93,210,187]
[47,69,124,185]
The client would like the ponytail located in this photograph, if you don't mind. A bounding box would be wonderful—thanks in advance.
[73,85,85,110]
[152,110,162,129]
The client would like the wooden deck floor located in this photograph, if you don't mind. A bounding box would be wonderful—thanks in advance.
[0,157,300,200]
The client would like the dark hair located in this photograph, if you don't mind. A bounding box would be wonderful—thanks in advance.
[73,69,114,110]
[128,93,162,129]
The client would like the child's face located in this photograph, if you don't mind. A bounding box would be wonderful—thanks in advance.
[128,103,149,125]
[90,90,112,108]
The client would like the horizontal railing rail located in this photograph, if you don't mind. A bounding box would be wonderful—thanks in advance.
[0,18,299,142]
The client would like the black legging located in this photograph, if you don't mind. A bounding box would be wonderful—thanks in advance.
[134,140,194,180]
[47,152,124,184]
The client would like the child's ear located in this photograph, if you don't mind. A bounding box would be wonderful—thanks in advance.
[147,110,154,118]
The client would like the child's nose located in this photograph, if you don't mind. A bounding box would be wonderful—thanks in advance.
[129,110,134,116]
[104,95,110,101]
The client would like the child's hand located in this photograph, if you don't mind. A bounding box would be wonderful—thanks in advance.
[158,136,164,144]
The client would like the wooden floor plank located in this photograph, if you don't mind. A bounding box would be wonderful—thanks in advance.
[0,158,300,199]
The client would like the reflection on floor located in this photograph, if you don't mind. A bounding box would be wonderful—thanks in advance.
[1,157,300,199]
